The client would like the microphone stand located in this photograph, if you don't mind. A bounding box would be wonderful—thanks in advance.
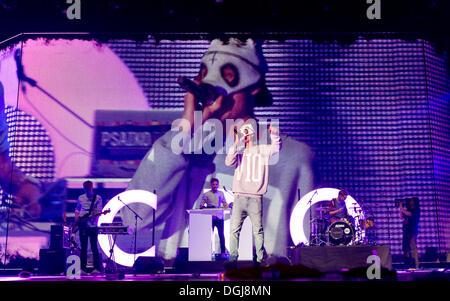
[14,49,93,129]
[307,190,318,246]
[117,196,143,274]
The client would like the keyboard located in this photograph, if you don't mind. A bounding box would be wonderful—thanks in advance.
[97,223,132,235]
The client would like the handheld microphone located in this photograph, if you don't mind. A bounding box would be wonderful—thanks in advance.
[177,76,220,108]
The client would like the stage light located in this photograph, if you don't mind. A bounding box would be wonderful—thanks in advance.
[289,187,365,246]
[97,189,157,267]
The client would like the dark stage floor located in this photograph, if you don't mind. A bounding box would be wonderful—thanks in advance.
[0,267,447,301]
[0,267,448,282]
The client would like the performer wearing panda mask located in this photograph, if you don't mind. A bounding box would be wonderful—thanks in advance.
[225,120,281,266]
[125,38,315,265]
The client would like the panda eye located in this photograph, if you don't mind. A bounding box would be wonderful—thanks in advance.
[197,63,208,80]
[220,63,239,87]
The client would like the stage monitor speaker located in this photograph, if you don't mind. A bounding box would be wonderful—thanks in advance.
[39,248,80,275]
[39,248,68,275]
[133,256,164,274]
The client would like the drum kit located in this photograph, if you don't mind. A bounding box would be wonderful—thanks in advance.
[309,203,375,246]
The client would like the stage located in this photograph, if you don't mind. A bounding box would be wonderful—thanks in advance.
[1,8,450,297]
[0,246,448,299]
[288,245,392,273]
[0,244,449,282]
[0,267,448,282]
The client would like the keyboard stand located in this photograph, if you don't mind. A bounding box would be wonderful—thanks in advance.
[104,234,119,280]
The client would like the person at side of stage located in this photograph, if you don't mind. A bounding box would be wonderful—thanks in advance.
[399,197,420,269]
[74,180,103,275]
[199,177,229,258]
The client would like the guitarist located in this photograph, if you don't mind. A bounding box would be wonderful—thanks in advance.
[74,180,103,275]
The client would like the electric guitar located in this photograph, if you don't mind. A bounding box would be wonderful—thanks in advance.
[72,209,111,233]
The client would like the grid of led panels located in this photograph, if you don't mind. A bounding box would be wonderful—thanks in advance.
[0,107,55,205]
[106,36,450,255]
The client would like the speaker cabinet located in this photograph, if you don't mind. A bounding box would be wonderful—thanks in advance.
[39,248,80,275]
[133,256,164,274]
[50,225,70,249]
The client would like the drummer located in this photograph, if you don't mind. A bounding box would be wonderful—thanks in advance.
[327,190,349,224]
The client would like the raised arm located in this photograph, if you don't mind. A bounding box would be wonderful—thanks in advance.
[225,129,244,166]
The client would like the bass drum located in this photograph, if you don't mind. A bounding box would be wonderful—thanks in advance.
[327,221,355,246]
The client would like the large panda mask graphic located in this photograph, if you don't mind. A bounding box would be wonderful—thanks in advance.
[199,38,267,97]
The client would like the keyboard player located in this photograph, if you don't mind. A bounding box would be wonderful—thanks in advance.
[199,178,229,258]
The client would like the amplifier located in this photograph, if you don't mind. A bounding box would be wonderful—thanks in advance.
[50,225,71,249]
[39,248,80,275]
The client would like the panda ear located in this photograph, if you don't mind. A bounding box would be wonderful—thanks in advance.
[245,38,256,48]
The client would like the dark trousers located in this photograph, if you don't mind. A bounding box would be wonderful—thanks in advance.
[402,231,419,268]
[79,227,102,271]
[213,218,226,254]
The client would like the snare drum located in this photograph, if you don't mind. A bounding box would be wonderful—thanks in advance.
[326,220,355,246]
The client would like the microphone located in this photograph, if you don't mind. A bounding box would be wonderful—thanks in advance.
[177,76,220,108]
[14,49,37,86]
